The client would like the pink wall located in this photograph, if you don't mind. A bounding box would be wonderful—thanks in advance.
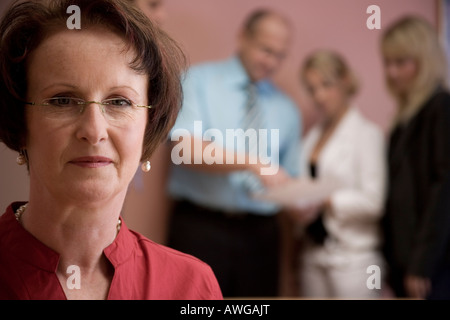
[123,0,438,243]
[163,0,438,133]
[0,1,439,244]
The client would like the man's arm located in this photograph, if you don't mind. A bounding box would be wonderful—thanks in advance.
[170,136,292,187]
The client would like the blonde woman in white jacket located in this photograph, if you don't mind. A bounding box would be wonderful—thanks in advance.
[290,50,387,298]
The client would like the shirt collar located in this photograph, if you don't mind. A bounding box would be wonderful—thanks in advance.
[224,55,250,88]
[1,202,60,273]
[103,217,136,267]
[225,55,274,95]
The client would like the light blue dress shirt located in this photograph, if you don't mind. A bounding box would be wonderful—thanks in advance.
[168,56,302,215]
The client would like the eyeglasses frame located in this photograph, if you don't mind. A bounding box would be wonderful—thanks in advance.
[23,97,153,112]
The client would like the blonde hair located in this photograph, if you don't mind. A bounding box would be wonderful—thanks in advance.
[382,16,447,125]
[301,49,359,97]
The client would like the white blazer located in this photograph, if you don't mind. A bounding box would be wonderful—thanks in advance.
[300,107,387,252]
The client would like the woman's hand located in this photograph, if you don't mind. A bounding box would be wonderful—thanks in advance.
[249,163,293,188]
[404,274,431,299]
[286,200,327,226]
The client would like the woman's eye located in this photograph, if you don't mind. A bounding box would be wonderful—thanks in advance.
[58,98,70,104]
[49,97,77,106]
[107,98,133,107]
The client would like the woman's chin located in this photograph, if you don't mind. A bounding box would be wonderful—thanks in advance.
[59,179,122,205]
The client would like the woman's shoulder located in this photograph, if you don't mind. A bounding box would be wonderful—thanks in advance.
[347,107,384,139]
[135,232,209,267]
[425,89,450,115]
[126,229,223,299]
[431,88,450,101]
[128,229,205,268]
[410,88,450,131]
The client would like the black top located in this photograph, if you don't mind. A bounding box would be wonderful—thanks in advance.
[305,162,328,245]
[309,162,318,179]
[382,88,450,296]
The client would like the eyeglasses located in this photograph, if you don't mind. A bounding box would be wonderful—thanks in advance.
[24,97,152,122]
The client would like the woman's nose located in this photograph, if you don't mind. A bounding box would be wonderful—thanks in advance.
[75,102,109,145]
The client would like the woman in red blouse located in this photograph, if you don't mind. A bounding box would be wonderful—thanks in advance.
[0,0,222,300]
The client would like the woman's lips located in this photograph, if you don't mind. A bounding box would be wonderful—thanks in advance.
[69,156,113,168]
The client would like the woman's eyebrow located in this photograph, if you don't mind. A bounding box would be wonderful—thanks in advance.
[39,84,142,97]
[109,86,141,96]
[41,83,78,92]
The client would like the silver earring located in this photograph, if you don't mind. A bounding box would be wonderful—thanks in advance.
[141,160,151,172]
[16,151,27,166]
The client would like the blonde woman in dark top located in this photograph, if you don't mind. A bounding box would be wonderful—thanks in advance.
[381,16,450,300]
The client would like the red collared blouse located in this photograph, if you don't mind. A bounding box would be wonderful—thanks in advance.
[0,202,223,300]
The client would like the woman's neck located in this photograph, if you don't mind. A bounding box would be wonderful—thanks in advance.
[322,104,350,131]
[310,105,350,164]
[20,189,126,299]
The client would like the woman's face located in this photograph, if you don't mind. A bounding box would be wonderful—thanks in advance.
[383,55,418,97]
[304,69,349,121]
[25,27,149,205]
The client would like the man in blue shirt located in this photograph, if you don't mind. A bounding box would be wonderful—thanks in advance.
[167,9,301,297]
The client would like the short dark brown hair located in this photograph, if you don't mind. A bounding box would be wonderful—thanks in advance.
[0,0,186,160]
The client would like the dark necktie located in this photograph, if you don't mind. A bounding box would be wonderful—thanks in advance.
[239,82,266,194]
